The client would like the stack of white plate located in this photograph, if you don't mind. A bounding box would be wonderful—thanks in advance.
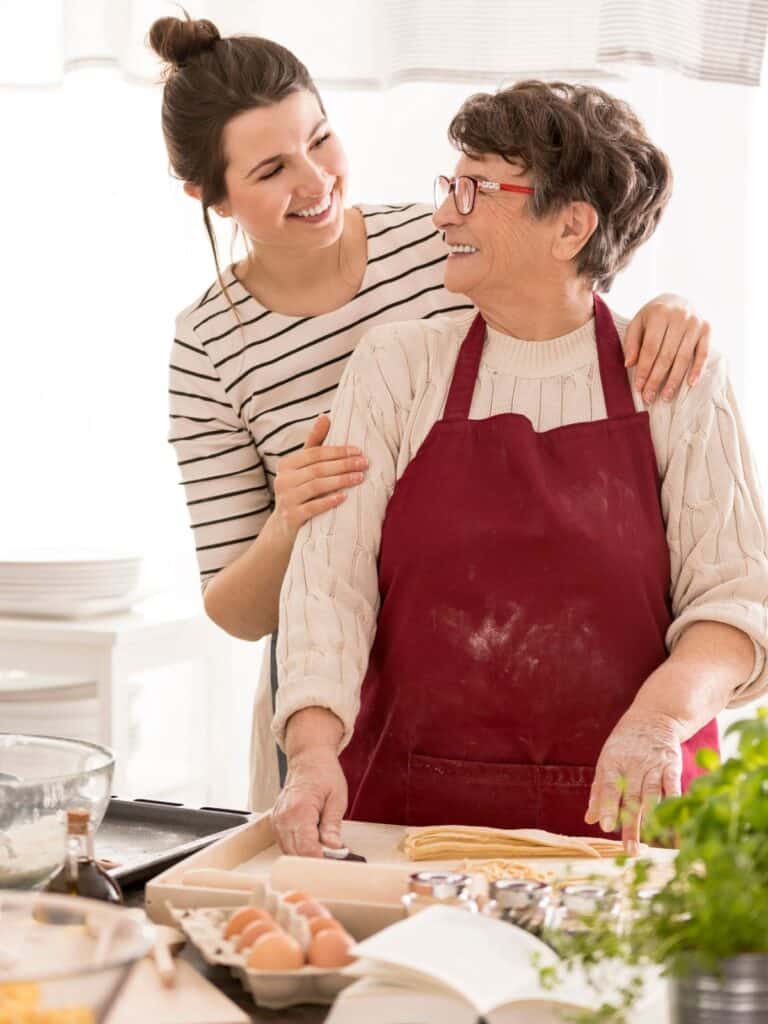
[0,549,142,618]
[0,671,101,744]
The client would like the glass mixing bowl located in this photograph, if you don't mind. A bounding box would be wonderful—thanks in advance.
[0,734,114,888]
[0,890,153,1022]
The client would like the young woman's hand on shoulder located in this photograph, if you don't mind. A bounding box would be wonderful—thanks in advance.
[273,416,368,542]
[624,293,710,403]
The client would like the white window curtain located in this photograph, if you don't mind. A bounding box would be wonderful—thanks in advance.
[1,0,766,87]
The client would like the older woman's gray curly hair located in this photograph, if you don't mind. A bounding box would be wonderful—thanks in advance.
[448,81,672,292]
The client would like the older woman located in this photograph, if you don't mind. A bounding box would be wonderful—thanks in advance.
[271,82,768,855]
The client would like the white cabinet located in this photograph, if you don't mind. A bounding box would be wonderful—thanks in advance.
[0,595,233,803]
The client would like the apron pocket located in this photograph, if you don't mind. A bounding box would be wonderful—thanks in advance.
[406,753,599,833]
[406,753,541,828]
[536,764,598,837]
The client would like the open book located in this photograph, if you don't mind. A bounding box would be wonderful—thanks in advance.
[327,906,669,1024]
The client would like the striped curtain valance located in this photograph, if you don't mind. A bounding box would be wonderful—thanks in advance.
[1,0,766,87]
[598,0,768,86]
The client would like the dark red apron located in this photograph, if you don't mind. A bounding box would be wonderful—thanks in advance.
[339,297,718,835]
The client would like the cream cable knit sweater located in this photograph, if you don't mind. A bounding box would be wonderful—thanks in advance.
[274,309,768,750]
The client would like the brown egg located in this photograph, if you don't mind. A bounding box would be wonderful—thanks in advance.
[246,931,305,970]
[223,906,273,939]
[308,916,345,937]
[294,899,331,920]
[236,919,280,951]
[281,890,311,904]
[308,928,356,968]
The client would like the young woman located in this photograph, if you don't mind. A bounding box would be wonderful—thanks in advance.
[151,15,712,809]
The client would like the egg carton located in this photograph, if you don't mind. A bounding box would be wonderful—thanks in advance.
[168,900,356,1009]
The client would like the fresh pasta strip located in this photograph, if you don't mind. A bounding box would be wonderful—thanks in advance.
[403,825,631,861]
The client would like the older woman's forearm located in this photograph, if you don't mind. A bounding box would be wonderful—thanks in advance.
[630,621,754,737]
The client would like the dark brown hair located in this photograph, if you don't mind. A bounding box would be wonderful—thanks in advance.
[148,12,323,306]
[448,81,672,291]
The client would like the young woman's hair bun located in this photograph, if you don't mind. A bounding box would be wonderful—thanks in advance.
[149,13,220,69]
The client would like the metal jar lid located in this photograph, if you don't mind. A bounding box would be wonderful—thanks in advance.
[635,884,664,902]
[560,882,617,915]
[489,879,551,910]
[408,871,472,899]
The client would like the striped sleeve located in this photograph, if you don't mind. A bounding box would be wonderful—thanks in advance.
[168,314,273,588]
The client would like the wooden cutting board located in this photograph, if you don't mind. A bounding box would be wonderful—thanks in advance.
[146,814,677,936]
[104,958,249,1024]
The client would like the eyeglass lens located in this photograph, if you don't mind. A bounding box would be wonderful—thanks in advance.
[434,176,475,214]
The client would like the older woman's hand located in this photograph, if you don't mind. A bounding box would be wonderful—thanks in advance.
[272,707,348,856]
[584,707,684,854]
[624,293,710,404]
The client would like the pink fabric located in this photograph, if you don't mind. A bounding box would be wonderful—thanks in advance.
[340,296,718,833]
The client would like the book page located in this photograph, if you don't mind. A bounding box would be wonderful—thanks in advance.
[351,906,595,1016]
[326,977,477,1024]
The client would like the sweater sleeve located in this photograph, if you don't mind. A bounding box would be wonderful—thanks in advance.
[272,324,416,750]
[168,314,273,589]
[655,351,768,706]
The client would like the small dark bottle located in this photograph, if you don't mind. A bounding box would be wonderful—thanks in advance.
[45,808,123,904]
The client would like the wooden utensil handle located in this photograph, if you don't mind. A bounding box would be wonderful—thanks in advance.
[152,938,176,988]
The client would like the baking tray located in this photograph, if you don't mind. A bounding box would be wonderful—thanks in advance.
[145,813,406,936]
[95,797,251,886]
[145,814,676,935]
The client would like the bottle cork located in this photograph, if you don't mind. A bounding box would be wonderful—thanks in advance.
[66,808,91,835]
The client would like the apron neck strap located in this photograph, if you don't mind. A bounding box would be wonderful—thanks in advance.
[593,293,636,419]
[444,298,636,423]
[443,312,487,421]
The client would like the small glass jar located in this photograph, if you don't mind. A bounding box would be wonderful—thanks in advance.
[483,879,552,935]
[635,884,663,904]
[625,883,664,926]
[402,871,478,917]
[547,881,621,939]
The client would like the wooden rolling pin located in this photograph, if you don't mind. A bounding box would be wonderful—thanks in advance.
[270,855,411,904]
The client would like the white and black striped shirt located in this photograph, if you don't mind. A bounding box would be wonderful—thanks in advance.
[169,203,471,584]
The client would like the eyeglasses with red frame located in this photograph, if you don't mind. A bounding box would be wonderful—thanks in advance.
[433,174,535,215]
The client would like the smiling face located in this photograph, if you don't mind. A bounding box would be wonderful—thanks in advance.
[433,151,555,302]
[218,89,348,251]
